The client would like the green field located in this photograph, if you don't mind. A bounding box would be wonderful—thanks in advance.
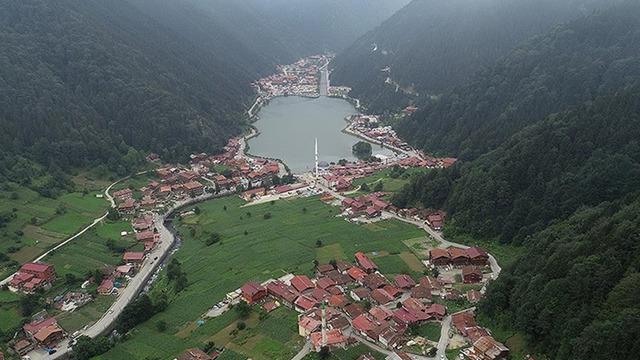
[0,182,109,271]
[57,295,116,332]
[96,195,424,359]
[302,344,386,360]
[0,218,136,336]
[412,321,441,342]
[352,167,428,195]
[0,289,21,332]
[47,219,136,278]
[111,172,159,200]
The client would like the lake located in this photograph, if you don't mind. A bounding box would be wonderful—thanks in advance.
[248,96,394,173]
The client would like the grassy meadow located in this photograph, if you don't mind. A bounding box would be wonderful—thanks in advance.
[96,195,425,359]
[0,182,110,276]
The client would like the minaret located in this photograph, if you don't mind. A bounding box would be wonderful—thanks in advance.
[321,301,327,348]
[314,137,319,183]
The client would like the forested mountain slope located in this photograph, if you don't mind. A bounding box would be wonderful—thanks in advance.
[397,1,640,159]
[0,0,286,194]
[237,0,411,56]
[388,3,640,358]
[396,90,640,241]
[481,189,640,360]
[331,0,618,113]
[395,87,640,360]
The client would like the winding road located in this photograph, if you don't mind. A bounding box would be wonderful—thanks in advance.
[299,176,502,359]
[21,173,214,360]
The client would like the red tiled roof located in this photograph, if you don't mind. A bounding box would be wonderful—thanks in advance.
[395,274,416,289]
[347,267,367,282]
[371,288,394,304]
[21,262,52,273]
[355,252,377,271]
[426,303,447,318]
[241,282,265,297]
[429,248,450,260]
[328,294,349,308]
[448,247,469,260]
[352,314,376,333]
[466,246,488,259]
[291,275,314,292]
[123,252,145,262]
[24,317,57,336]
[316,277,336,290]
[369,306,393,321]
[294,296,318,311]
[310,329,346,348]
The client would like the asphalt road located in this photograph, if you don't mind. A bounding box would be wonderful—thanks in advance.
[25,192,214,360]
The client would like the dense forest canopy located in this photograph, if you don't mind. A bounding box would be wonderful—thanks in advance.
[0,0,407,197]
[331,0,620,113]
[387,3,640,358]
[481,195,640,360]
[397,1,640,160]
[235,0,411,56]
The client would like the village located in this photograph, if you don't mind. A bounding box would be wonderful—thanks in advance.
[253,54,333,99]
[2,55,506,360]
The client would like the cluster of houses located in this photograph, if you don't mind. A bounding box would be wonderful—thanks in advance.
[12,313,65,356]
[341,192,392,219]
[239,252,455,355]
[452,311,510,360]
[348,115,415,153]
[8,262,56,294]
[317,154,455,197]
[428,246,491,286]
[252,54,332,98]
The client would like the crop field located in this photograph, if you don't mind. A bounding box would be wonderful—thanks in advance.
[352,167,427,195]
[56,295,116,332]
[413,321,441,342]
[46,219,136,278]
[302,344,386,360]
[0,290,21,332]
[97,195,424,359]
[0,183,109,268]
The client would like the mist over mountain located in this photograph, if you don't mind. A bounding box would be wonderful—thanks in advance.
[331,0,619,112]
[237,0,411,55]
[390,4,640,358]
[397,1,640,160]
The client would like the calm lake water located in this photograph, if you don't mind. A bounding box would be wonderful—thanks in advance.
[248,96,393,173]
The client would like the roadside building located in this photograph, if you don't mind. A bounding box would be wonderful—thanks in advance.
[291,275,315,293]
[363,273,388,289]
[309,329,347,352]
[452,311,477,337]
[298,315,321,337]
[122,252,145,264]
[241,282,267,304]
[177,348,213,360]
[395,274,416,289]
[347,266,367,283]
[98,279,115,295]
[429,249,450,266]
[9,262,56,293]
[462,266,483,284]
[355,252,378,273]
[468,336,510,360]
[184,180,205,196]
[448,247,470,266]
[266,281,298,307]
[23,317,65,347]
[466,247,489,266]
[371,288,394,305]
[294,295,318,313]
